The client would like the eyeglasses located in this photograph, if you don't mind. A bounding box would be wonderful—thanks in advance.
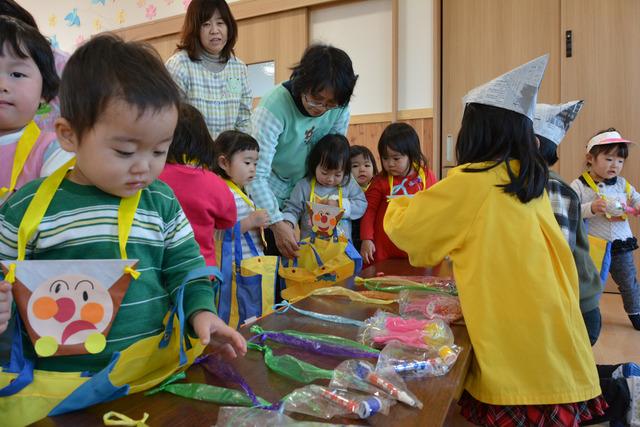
[303,93,339,110]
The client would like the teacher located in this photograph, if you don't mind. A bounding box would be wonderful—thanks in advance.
[247,44,358,258]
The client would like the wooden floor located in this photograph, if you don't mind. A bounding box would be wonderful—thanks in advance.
[445,291,638,426]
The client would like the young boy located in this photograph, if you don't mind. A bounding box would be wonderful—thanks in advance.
[0,34,246,372]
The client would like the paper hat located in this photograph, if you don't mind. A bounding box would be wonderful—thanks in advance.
[463,54,549,120]
[533,100,584,145]
[586,130,634,153]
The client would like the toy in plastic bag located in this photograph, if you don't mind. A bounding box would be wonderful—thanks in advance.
[283,384,392,419]
[215,406,354,427]
[359,310,454,349]
[398,290,462,323]
[355,275,457,295]
[375,340,461,379]
[330,359,422,408]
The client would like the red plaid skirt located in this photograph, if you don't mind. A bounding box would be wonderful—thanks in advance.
[459,391,608,427]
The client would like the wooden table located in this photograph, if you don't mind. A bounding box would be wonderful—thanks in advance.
[33,260,471,427]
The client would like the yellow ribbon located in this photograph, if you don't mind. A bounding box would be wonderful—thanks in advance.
[387,164,427,201]
[5,157,141,283]
[103,411,149,427]
[310,177,343,209]
[224,179,267,248]
[0,121,41,200]
[581,171,632,220]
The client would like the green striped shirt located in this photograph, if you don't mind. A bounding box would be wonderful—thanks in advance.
[0,178,215,372]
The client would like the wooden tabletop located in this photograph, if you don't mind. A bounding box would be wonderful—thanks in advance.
[33,259,471,427]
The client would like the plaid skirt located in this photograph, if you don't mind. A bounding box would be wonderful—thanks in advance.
[459,391,608,427]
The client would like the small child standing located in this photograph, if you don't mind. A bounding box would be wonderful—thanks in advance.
[360,123,437,265]
[571,128,640,330]
[0,34,246,372]
[282,134,367,241]
[159,103,237,267]
[385,55,605,426]
[213,130,269,258]
[350,145,378,251]
[0,16,72,205]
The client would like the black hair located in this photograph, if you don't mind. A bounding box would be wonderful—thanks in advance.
[0,1,38,29]
[290,44,358,107]
[587,127,629,162]
[377,122,428,176]
[0,15,58,102]
[537,135,559,166]
[166,103,216,169]
[59,34,180,140]
[306,134,351,185]
[177,0,237,62]
[212,130,259,179]
[349,144,379,175]
[456,103,548,203]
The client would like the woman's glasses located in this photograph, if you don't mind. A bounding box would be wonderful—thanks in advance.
[303,93,339,110]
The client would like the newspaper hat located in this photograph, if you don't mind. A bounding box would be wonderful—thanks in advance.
[586,130,634,153]
[463,54,549,120]
[533,100,584,145]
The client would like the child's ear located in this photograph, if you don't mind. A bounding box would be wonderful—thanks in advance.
[217,155,229,173]
[586,153,594,165]
[55,118,79,153]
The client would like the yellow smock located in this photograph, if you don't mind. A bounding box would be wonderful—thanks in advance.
[384,161,600,405]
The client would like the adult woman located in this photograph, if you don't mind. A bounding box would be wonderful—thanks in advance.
[247,44,358,258]
[166,0,251,138]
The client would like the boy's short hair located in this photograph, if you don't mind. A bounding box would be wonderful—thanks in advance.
[537,135,559,167]
[0,16,58,102]
[59,34,180,140]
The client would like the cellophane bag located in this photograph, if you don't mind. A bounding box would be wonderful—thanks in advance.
[375,340,461,380]
[359,310,454,349]
[398,290,462,323]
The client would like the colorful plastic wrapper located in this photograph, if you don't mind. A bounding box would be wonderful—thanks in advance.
[359,310,454,349]
[273,300,365,327]
[355,275,458,295]
[301,286,397,305]
[215,406,357,427]
[398,290,463,323]
[248,342,334,383]
[250,325,380,359]
[375,340,462,379]
[330,359,422,409]
[283,384,392,419]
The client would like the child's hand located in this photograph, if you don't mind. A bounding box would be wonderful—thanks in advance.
[250,209,270,229]
[0,281,12,335]
[191,311,247,360]
[590,198,607,215]
[361,240,376,265]
[318,199,339,207]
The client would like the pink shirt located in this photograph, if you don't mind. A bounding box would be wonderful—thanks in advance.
[159,164,237,266]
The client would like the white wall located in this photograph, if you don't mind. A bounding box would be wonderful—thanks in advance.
[398,0,432,111]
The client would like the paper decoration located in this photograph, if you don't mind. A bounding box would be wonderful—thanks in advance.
[145,4,157,20]
[307,202,344,237]
[533,100,584,145]
[1,259,137,357]
[64,8,80,27]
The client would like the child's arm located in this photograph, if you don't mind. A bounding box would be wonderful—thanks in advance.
[240,210,269,233]
[281,180,309,229]
[546,178,579,250]
[0,281,12,335]
[626,178,640,211]
[570,178,604,218]
[213,176,238,230]
[360,177,384,264]
[342,179,368,220]
[190,311,246,359]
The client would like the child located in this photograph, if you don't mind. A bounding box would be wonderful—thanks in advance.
[385,56,605,426]
[166,0,251,137]
[570,128,640,330]
[0,16,72,205]
[282,134,367,241]
[350,145,378,251]
[213,130,269,259]
[0,34,246,372]
[534,101,605,345]
[360,123,437,265]
[158,103,237,267]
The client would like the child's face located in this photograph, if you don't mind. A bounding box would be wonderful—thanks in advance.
[222,149,258,187]
[0,43,43,136]
[199,9,228,56]
[351,154,374,186]
[315,164,344,187]
[588,149,625,181]
[56,99,178,198]
[381,147,410,177]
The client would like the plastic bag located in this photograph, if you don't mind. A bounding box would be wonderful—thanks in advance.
[330,359,422,408]
[398,290,462,323]
[215,406,351,427]
[359,311,454,349]
[375,340,461,379]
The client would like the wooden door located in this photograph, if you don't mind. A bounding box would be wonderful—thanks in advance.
[441,0,561,171]
[560,0,640,292]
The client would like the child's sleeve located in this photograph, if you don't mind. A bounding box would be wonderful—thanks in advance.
[627,179,640,209]
[162,199,216,319]
[342,179,367,220]
[570,178,596,219]
[384,170,478,266]
[424,168,439,188]
[0,198,22,260]
[281,180,308,226]
[546,179,578,250]
[360,177,384,241]
[211,174,237,230]
[235,64,252,134]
